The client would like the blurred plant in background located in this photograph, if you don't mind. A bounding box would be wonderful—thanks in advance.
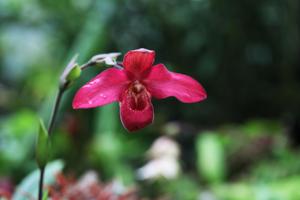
[1,0,300,199]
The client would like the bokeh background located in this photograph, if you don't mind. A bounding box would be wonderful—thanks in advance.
[1,0,300,199]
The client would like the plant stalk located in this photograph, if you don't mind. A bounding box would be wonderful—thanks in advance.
[38,86,66,200]
[38,167,45,200]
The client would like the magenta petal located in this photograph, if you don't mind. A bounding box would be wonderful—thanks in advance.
[73,68,130,109]
[123,48,155,79]
[144,64,207,103]
[120,89,154,132]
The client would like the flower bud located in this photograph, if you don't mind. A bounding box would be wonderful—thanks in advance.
[65,64,81,82]
[60,54,82,89]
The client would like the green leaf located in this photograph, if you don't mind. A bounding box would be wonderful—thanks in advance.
[36,119,50,168]
[13,160,64,200]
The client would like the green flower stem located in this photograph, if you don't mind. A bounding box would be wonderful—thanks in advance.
[80,60,96,70]
[38,166,45,200]
[48,86,66,135]
[38,86,66,200]
[80,59,122,70]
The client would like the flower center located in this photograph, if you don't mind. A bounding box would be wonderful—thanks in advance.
[127,81,150,111]
[132,81,145,94]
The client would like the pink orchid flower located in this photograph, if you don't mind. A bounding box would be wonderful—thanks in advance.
[73,48,207,131]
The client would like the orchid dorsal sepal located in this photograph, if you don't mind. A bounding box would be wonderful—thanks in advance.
[36,119,50,168]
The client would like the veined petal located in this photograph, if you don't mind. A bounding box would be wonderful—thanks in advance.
[120,88,154,131]
[144,64,207,103]
[72,68,130,109]
[123,48,155,79]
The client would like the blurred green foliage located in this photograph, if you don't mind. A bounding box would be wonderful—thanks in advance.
[196,131,226,183]
[0,0,300,199]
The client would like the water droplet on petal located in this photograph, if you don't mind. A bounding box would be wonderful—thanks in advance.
[90,79,100,85]
[88,100,93,104]
[83,85,91,88]
[99,94,107,99]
